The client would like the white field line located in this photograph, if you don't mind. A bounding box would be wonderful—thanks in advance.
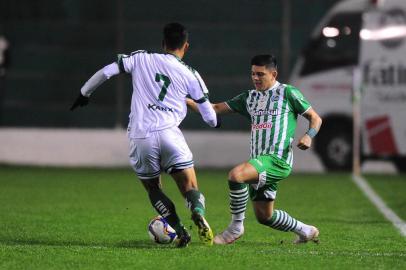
[352,174,406,237]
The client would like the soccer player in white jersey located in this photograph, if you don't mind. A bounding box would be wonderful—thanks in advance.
[188,54,322,244]
[70,23,219,247]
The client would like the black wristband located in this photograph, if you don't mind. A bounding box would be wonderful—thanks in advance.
[215,114,221,128]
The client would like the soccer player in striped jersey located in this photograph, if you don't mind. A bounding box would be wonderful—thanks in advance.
[188,54,322,244]
[70,23,218,247]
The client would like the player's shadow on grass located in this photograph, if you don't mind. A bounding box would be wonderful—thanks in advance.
[0,238,175,250]
[115,240,178,249]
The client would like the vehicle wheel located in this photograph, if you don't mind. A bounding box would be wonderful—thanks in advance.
[393,158,406,173]
[316,127,353,171]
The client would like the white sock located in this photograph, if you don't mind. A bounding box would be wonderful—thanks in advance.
[293,220,311,236]
[229,219,244,234]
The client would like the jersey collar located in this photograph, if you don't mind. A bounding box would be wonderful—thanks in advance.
[166,52,182,61]
[258,81,280,95]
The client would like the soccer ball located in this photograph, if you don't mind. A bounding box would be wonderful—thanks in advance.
[148,216,177,244]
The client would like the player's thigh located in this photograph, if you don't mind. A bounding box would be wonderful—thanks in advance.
[228,162,259,184]
[128,136,161,180]
[159,127,194,174]
[248,155,291,201]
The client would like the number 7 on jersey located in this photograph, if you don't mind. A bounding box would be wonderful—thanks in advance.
[155,73,171,101]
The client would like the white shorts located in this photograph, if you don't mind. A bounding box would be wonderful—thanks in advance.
[128,126,194,180]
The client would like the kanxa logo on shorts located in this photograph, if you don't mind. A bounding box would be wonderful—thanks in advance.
[147,104,175,112]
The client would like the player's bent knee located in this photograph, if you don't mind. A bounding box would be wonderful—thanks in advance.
[228,169,243,183]
[254,208,273,225]
[255,215,270,225]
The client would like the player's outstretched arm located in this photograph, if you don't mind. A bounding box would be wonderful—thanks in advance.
[297,108,322,150]
[212,102,233,114]
[186,98,232,115]
[187,99,234,128]
[70,62,120,111]
[186,98,200,113]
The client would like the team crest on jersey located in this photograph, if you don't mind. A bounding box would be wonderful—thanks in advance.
[271,88,281,102]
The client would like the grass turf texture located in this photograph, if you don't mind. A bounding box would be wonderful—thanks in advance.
[365,174,406,221]
[0,167,405,269]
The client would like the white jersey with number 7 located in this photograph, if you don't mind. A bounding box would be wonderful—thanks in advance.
[118,50,211,139]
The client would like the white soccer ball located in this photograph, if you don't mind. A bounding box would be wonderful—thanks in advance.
[148,216,177,244]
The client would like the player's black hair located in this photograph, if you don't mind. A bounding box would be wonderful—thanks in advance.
[163,23,189,50]
[251,54,278,70]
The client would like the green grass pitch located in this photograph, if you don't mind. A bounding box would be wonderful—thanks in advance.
[0,166,405,269]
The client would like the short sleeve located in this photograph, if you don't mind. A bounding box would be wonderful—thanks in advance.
[286,85,311,115]
[117,54,133,73]
[117,50,146,73]
[225,91,250,118]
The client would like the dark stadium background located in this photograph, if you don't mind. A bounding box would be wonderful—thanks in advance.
[0,0,338,130]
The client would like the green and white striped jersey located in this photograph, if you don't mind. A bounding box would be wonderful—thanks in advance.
[226,82,311,167]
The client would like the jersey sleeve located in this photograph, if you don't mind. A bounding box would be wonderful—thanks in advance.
[286,85,311,115]
[117,50,146,73]
[225,91,250,118]
[194,71,209,96]
[187,71,209,104]
[117,54,133,73]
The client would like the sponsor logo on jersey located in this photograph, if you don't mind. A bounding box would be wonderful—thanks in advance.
[253,109,279,116]
[147,104,175,112]
[252,122,272,130]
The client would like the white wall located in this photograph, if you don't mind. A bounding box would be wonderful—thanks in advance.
[0,128,323,171]
[0,128,395,172]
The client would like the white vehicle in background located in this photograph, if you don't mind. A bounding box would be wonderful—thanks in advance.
[290,0,406,172]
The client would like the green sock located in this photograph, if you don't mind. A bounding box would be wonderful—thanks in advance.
[185,189,205,216]
[265,210,299,232]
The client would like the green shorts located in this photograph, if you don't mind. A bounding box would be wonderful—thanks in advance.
[248,154,291,201]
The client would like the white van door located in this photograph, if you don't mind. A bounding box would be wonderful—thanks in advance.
[290,8,364,170]
[359,0,406,171]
